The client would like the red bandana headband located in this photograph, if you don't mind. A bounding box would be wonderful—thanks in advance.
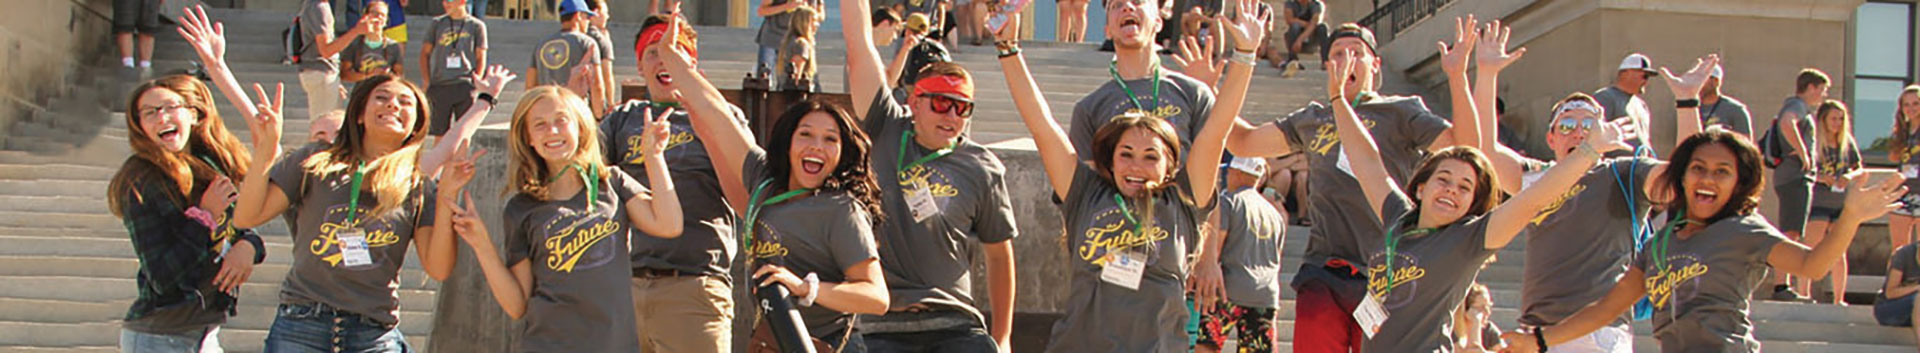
[912,74,974,101]
[636,22,698,59]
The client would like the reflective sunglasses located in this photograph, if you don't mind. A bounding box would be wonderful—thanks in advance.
[1552,118,1598,135]
[920,94,975,118]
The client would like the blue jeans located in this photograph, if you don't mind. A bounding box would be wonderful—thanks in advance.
[757,45,779,79]
[1877,294,1915,327]
[469,0,489,19]
[822,329,869,353]
[863,326,998,353]
[263,303,411,353]
[122,327,222,353]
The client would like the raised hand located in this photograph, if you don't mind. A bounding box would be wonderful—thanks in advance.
[655,18,697,78]
[1437,15,1480,76]
[1172,36,1224,88]
[1327,48,1360,99]
[639,107,675,157]
[175,5,227,66]
[1840,170,1909,223]
[437,139,486,198]
[1474,20,1526,73]
[450,192,491,248]
[1660,54,1720,99]
[1585,119,1633,154]
[473,64,518,98]
[247,83,286,158]
[1219,0,1272,53]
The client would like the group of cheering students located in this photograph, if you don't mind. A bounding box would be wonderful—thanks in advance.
[103,0,1920,353]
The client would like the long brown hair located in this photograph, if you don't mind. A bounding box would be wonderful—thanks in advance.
[108,75,252,218]
[763,99,884,223]
[1400,146,1503,227]
[1816,99,1854,151]
[299,74,430,218]
[506,86,608,199]
[1089,112,1191,232]
[1658,128,1767,221]
[1891,85,1920,161]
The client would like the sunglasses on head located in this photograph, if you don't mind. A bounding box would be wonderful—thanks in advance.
[1553,118,1598,135]
[920,94,974,117]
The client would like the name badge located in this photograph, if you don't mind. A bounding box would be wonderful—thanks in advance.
[1831,183,1846,193]
[1353,292,1389,338]
[1335,149,1355,176]
[1904,165,1917,179]
[446,55,465,69]
[906,185,941,222]
[1099,249,1147,290]
[337,228,375,268]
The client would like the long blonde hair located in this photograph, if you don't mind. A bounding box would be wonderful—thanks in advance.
[108,75,253,218]
[300,75,429,218]
[506,86,608,199]
[1816,99,1854,151]
[1892,86,1920,161]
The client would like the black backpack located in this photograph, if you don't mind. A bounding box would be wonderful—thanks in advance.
[1757,118,1787,168]
[281,12,309,65]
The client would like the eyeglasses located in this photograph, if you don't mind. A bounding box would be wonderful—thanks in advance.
[920,94,974,118]
[1552,118,1597,135]
[138,103,190,120]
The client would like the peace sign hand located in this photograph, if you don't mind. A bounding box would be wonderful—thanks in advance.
[437,139,487,200]
[246,83,286,159]
[639,107,676,158]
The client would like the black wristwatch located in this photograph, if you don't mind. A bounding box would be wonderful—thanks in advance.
[1676,98,1701,108]
[476,92,498,108]
[1534,326,1550,352]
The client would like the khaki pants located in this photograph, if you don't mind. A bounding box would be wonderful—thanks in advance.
[632,276,734,353]
[297,70,344,122]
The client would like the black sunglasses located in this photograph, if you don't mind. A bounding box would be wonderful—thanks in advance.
[919,94,974,117]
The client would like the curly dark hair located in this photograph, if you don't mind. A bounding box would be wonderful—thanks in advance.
[1658,128,1766,222]
[763,99,886,224]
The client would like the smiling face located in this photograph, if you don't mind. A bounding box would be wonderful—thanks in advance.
[907,93,971,148]
[1545,105,1602,159]
[364,2,390,33]
[1326,37,1379,97]
[357,81,421,144]
[1413,158,1479,225]
[522,97,582,168]
[1104,0,1162,50]
[1109,127,1175,197]
[1819,106,1847,137]
[788,112,845,189]
[1900,90,1920,125]
[1681,143,1740,221]
[135,88,198,153]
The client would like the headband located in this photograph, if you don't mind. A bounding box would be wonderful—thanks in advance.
[913,74,974,102]
[636,21,698,59]
[1554,99,1604,118]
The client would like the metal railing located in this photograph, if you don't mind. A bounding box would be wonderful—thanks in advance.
[1356,0,1458,43]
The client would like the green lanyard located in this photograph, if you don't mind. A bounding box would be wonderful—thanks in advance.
[740,179,813,253]
[1380,226,1435,295]
[897,130,956,176]
[197,155,226,175]
[345,162,367,226]
[1648,217,1693,275]
[547,164,600,213]
[1107,61,1162,113]
[1111,194,1146,237]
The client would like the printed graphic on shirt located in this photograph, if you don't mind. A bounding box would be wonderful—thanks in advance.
[1305,119,1379,155]
[210,213,236,252]
[539,40,574,70]
[1529,184,1587,225]
[352,53,392,74]
[899,165,959,200]
[746,223,792,260]
[1364,252,1428,308]
[622,124,695,165]
[1643,254,1710,310]
[311,204,405,267]
[1102,98,1188,122]
[535,209,622,272]
[1077,206,1172,267]
[437,30,473,47]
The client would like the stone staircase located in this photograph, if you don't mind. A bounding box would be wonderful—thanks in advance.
[0,5,1906,353]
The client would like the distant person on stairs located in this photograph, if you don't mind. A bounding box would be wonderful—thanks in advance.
[339,1,408,87]
[110,74,267,353]
[1873,243,1920,338]
[1191,157,1288,353]
[1798,100,1862,305]
[298,0,356,122]
[112,0,163,77]
[419,0,489,137]
[527,0,605,112]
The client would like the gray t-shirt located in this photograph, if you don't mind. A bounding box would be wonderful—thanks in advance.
[1216,187,1287,309]
[1068,69,1216,163]
[755,0,795,48]
[531,31,599,88]
[862,89,1019,327]
[1811,142,1861,210]
[339,38,404,82]
[1889,244,1920,292]
[1593,86,1653,148]
[1274,95,1451,265]
[1285,0,1323,23]
[1360,193,1497,353]
[502,167,645,353]
[600,101,748,278]
[1701,96,1753,136]
[424,15,488,84]
[1633,213,1787,353]
[1901,131,1920,191]
[586,27,616,61]
[1515,156,1659,327]
[268,143,436,325]
[1775,97,1819,180]
[297,0,339,74]
[739,149,881,337]
[1045,165,1201,353]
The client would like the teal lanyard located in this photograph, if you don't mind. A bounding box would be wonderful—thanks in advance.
[547,164,600,213]
[1380,226,1435,295]
[740,180,813,254]
[345,162,366,226]
[897,130,955,176]
[1107,61,1163,113]
[649,101,679,110]
[1111,194,1146,237]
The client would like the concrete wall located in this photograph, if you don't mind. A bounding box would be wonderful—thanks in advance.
[0,0,114,147]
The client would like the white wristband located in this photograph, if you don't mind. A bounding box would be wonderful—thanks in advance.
[1230,50,1258,66]
[799,272,820,307]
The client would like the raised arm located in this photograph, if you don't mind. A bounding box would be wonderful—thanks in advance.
[1483,123,1627,249]
[1770,170,1906,277]
[317,11,369,58]
[1187,0,1271,209]
[420,140,489,281]
[419,65,515,175]
[994,26,1077,200]
[1472,20,1526,193]
[1432,16,1480,154]
[840,0,890,118]
[1327,49,1396,218]
[176,6,257,120]
[1664,55,1719,142]
[1501,267,1648,352]
[656,20,756,212]
[624,106,685,238]
[232,84,290,229]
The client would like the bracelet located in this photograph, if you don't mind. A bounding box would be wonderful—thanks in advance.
[1230,50,1258,66]
[798,272,820,307]
[1328,93,1345,103]
[997,44,1022,58]
[1534,326,1550,352]
[1675,98,1700,108]
[476,92,498,108]
[184,207,218,229]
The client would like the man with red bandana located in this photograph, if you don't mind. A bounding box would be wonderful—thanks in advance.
[838,1,1019,351]
[597,15,748,353]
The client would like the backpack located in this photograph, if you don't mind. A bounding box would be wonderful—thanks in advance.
[1757,118,1787,168]
[282,12,309,65]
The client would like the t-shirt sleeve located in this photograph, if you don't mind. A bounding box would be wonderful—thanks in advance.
[1069,94,1101,159]
[740,148,771,192]
[388,44,405,68]
[831,202,882,272]
[268,144,324,209]
[414,182,439,229]
[1057,163,1105,217]
[1399,98,1452,151]
[973,167,1019,244]
[474,20,489,49]
[1379,189,1415,227]
[502,198,533,267]
[1747,222,1791,266]
[1618,156,1662,207]
[865,87,912,135]
[1891,244,1919,275]
[1276,106,1312,150]
[597,106,626,166]
[609,167,649,202]
[1728,105,1753,136]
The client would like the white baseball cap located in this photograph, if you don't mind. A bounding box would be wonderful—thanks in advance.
[1710,65,1724,79]
[1618,53,1658,74]
[1224,157,1267,176]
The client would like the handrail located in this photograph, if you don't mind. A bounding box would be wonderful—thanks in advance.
[1355,0,1457,43]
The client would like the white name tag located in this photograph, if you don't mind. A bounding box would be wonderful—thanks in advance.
[337,228,375,268]
[1335,149,1355,176]
[1904,165,1917,179]
[1353,292,1389,338]
[1099,249,1147,290]
[445,55,464,69]
[906,185,941,222]
[1831,183,1846,193]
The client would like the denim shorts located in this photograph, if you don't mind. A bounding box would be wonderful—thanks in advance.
[122,326,222,353]
[263,303,410,353]
[1876,294,1915,327]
